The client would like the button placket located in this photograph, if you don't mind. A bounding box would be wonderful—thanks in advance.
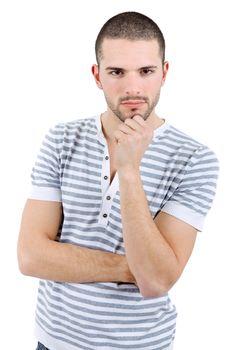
[101,146,110,193]
[99,148,119,226]
[99,183,118,226]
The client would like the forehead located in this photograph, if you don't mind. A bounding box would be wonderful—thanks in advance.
[100,38,161,67]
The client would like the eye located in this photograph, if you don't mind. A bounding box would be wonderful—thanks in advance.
[109,69,124,76]
[140,68,154,76]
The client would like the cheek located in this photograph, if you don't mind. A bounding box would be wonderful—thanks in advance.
[102,80,121,97]
[147,77,163,92]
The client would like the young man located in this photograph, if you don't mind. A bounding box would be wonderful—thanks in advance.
[17,12,219,350]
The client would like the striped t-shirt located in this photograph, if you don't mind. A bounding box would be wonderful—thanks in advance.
[30,115,219,350]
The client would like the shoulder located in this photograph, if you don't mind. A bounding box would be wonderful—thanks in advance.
[46,116,98,143]
[51,116,97,134]
[164,124,205,148]
[162,123,219,165]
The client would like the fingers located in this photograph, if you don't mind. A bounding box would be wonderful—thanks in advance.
[114,129,127,143]
[114,115,151,143]
[131,115,147,126]
[120,116,145,134]
[118,123,135,135]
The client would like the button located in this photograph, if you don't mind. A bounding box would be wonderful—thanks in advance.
[103,213,108,218]
[105,156,109,160]
[104,175,108,180]
[106,196,111,200]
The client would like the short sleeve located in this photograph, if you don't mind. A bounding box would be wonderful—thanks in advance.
[29,125,64,202]
[161,146,219,231]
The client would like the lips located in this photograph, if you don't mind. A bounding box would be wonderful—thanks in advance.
[121,100,145,107]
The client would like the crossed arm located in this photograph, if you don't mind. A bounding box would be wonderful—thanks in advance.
[17,199,135,285]
[17,191,197,298]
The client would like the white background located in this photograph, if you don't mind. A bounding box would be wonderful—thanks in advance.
[0,0,232,349]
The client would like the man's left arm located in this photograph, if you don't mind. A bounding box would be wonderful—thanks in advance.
[118,169,197,298]
[115,115,197,298]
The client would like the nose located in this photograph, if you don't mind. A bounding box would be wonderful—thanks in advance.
[123,72,142,96]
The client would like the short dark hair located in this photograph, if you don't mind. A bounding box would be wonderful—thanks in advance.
[95,11,165,65]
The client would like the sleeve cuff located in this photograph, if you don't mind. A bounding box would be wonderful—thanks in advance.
[161,200,205,231]
[29,185,62,202]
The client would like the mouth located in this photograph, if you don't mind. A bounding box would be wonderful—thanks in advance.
[121,100,146,108]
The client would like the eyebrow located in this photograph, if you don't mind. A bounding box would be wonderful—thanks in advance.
[105,65,158,71]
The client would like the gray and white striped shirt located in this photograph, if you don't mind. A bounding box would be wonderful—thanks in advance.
[30,115,219,350]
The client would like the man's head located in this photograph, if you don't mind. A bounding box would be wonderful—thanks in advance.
[95,11,165,66]
[92,12,168,122]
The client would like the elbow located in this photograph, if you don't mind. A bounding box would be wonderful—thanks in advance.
[17,245,35,277]
[139,283,167,299]
[135,266,182,298]
[137,278,175,299]
[17,252,30,276]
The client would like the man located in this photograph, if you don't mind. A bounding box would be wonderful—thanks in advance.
[17,11,219,350]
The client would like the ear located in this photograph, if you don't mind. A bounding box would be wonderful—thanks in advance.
[161,61,169,86]
[91,64,103,89]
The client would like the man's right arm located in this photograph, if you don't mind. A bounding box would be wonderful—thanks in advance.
[17,199,135,284]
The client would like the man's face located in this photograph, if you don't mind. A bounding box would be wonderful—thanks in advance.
[93,38,168,122]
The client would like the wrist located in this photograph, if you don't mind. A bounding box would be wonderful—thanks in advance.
[118,255,136,284]
[117,167,141,182]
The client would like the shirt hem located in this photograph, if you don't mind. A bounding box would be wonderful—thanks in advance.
[35,323,79,350]
[29,185,62,202]
[161,200,205,231]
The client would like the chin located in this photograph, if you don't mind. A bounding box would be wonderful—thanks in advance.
[121,111,145,120]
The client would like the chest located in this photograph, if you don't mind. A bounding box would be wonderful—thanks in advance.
[61,136,180,219]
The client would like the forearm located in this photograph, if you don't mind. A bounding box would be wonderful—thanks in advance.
[118,169,180,297]
[18,238,135,284]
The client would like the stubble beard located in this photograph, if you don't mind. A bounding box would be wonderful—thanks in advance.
[105,92,161,122]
